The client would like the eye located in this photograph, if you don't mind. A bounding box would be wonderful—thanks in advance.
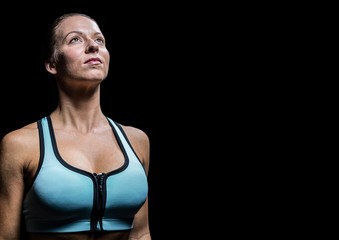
[70,37,81,43]
[95,38,105,45]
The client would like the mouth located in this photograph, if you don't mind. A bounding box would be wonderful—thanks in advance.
[85,58,102,64]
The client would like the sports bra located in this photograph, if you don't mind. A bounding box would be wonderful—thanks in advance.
[22,116,148,233]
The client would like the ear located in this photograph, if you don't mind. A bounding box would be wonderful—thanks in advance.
[45,60,57,74]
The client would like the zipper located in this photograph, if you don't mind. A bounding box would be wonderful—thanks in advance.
[92,172,106,231]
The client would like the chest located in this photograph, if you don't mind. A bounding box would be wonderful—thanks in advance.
[54,130,125,173]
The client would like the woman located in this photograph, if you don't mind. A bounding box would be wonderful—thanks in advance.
[0,13,151,240]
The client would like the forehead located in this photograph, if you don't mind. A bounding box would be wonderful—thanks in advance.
[56,15,102,37]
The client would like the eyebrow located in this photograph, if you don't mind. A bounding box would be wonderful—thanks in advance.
[62,31,104,42]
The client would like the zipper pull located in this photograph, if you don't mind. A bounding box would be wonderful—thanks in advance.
[93,173,106,231]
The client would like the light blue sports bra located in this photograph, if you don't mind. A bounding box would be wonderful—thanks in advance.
[22,116,148,233]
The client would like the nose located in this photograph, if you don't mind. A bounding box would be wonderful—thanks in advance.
[86,40,99,53]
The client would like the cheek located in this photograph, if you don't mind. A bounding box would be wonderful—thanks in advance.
[59,48,83,62]
[102,51,110,73]
[62,54,83,71]
[102,50,110,65]
[68,51,83,64]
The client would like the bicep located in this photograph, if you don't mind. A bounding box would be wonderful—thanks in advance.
[0,135,26,238]
[129,197,151,240]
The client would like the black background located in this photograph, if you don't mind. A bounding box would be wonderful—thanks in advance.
[1,3,286,239]
[0,4,219,239]
[0,4,310,238]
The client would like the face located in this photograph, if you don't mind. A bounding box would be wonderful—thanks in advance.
[48,15,110,83]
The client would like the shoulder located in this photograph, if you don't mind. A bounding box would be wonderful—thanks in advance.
[121,125,149,146]
[119,124,150,171]
[1,122,39,146]
[0,122,40,166]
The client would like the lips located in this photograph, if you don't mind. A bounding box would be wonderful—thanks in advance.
[85,58,102,64]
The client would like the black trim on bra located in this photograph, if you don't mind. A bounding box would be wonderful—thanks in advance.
[24,119,45,195]
[45,115,129,176]
[107,118,147,173]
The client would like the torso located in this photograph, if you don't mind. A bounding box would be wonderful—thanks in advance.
[25,117,124,181]
[21,116,148,237]
[49,119,124,173]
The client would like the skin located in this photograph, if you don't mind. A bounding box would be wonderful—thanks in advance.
[0,14,151,240]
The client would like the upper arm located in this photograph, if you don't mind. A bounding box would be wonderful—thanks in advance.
[122,126,152,240]
[0,130,30,238]
[129,197,151,240]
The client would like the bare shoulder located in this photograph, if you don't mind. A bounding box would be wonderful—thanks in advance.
[119,124,150,171]
[0,122,39,167]
[120,125,149,145]
[1,122,39,147]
